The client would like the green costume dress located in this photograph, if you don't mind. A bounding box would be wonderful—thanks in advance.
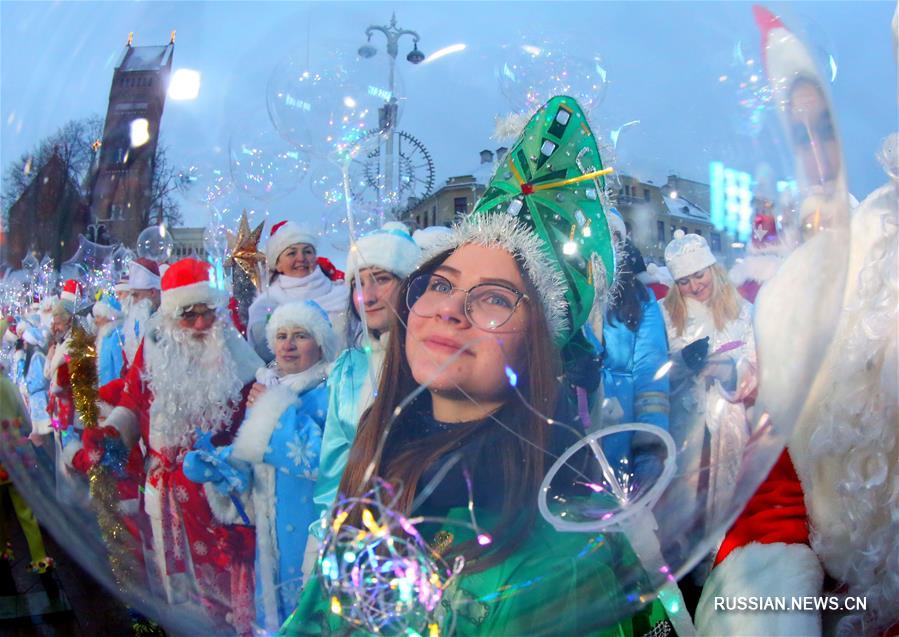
[281,504,672,637]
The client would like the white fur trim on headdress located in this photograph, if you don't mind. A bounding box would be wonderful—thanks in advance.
[664,229,717,280]
[421,214,569,338]
[412,226,454,256]
[92,299,123,321]
[128,261,161,290]
[345,221,422,282]
[265,221,319,272]
[264,300,338,362]
[160,281,226,316]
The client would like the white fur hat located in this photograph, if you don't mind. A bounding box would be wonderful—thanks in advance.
[412,226,454,255]
[129,258,161,291]
[345,222,422,282]
[22,326,47,348]
[664,229,717,280]
[92,294,123,321]
[265,221,318,272]
[265,300,338,362]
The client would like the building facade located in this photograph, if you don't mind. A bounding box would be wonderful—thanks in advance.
[89,35,174,247]
[613,173,738,265]
[169,227,207,260]
[5,152,91,268]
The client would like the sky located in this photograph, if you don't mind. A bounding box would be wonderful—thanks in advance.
[1,1,896,260]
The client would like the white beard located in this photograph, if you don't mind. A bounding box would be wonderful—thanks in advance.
[143,318,243,452]
[123,298,153,362]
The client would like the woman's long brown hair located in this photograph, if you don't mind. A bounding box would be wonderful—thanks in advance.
[336,248,562,572]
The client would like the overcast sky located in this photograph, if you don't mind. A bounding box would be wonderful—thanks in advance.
[2,1,896,259]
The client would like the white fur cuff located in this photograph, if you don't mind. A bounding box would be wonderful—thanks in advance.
[105,405,140,450]
[695,542,824,636]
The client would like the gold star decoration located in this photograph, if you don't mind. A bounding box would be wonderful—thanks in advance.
[225,211,266,290]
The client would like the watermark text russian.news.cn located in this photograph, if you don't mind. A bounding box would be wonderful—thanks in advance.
[713,596,867,612]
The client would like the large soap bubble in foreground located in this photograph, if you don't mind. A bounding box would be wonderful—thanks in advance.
[0,3,883,635]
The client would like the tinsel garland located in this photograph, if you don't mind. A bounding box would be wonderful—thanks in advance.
[67,324,141,590]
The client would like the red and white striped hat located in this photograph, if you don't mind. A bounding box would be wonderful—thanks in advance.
[159,258,226,316]
[60,279,84,304]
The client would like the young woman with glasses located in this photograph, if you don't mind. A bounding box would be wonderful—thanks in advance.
[283,215,674,636]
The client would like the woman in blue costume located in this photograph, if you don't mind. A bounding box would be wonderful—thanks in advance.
[597,230,671,482]
[310,223,422,527]
[184,300,338,632]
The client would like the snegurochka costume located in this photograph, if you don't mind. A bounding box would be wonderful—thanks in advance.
[281,96,679,636]
[184,300,338,633]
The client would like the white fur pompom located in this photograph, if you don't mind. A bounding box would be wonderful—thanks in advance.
[493,112,531,142]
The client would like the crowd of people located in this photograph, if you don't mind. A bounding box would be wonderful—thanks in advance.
[0,46,897,635]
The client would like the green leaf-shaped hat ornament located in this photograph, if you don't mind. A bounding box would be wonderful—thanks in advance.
[472,95,616,346]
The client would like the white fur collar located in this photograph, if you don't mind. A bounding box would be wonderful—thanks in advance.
[267,269,347,314]
[230,365,326,465]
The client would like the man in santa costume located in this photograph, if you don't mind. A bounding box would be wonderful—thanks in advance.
[103,258,262,634]
[695,7,898,636]
[122,257,161,367]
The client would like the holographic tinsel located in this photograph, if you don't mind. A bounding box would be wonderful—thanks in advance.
[67,324,140,589]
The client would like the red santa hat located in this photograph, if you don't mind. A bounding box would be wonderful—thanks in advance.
[265,220,318,272]
[128,258,161,291]
[60,279,84,304]
[159,258,226,316]
[751,213,779,249]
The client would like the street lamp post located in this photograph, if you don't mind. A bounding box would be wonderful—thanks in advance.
[358,13,424,212]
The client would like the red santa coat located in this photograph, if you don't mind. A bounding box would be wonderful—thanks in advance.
[696,181,899,636]
[105,324,263,634]
[45,338,75,430]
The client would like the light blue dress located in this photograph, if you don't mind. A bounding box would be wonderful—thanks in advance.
[311,337,386,534]
[24,351,51,434]
[183,367,329,632]
[96,324,124,385]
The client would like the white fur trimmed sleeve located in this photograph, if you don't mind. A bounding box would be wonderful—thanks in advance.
[695,542,824,636]
[104,405,140,450]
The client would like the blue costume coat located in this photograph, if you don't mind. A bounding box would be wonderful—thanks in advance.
[598,293,670,474]
[24,350,51,434]
[183,362,329,633]
[96,323,124,385]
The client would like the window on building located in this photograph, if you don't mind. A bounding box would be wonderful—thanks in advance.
[454,197,467,216]
[711,232,722,252]
[695,229,702,236]
[643,188,650,202]
[681,226,688,234]
[657,220,665,243]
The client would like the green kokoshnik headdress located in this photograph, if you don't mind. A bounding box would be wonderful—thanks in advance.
[425,95,617,349]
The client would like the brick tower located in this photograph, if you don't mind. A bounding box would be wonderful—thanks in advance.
[90,33,174,245]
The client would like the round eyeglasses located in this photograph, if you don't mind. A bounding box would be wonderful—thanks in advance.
[406,273,528,330]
